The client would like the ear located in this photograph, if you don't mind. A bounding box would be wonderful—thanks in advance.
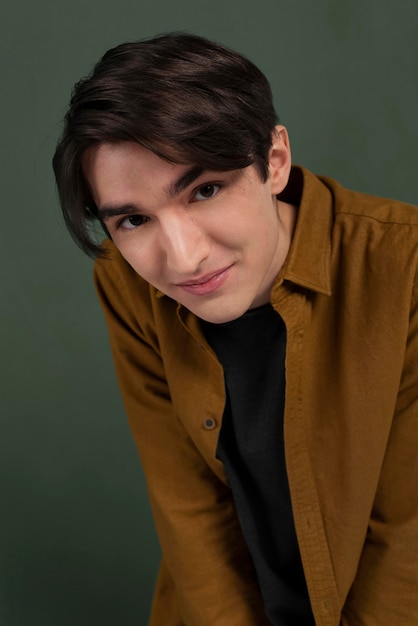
[267,125,292,195]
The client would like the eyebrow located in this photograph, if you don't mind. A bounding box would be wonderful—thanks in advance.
[97,203,143,221]
[164,165,205,198]
[96,165,206,221]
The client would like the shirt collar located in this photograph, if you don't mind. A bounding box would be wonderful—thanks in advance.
[273,165,333,297]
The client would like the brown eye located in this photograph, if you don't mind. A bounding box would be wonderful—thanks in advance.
[194,183,220,201]
[119,214,149,230]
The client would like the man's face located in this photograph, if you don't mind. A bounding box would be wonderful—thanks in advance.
[83,130,293,323]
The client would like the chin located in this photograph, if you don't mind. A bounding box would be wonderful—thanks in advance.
[189,300,251,324]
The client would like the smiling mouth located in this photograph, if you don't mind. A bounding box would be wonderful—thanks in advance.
[176,266,232,295]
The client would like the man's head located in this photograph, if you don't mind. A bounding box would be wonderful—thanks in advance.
[53,32,278,257]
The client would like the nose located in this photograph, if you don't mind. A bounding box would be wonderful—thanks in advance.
[160,210,210,276]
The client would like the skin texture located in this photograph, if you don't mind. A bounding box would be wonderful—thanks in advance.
[83,126,297,323]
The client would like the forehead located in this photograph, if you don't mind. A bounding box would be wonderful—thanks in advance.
[83,141,177,183]
[82,141,261,213]
[82,141,194,205]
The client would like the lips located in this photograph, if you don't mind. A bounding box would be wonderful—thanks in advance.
[176,266,232,296]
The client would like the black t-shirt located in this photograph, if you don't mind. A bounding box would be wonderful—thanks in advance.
[201,305,315,625]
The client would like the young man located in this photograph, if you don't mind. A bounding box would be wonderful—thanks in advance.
[53,33,418,625]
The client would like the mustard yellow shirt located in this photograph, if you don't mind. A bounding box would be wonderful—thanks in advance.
[94,166,418,626]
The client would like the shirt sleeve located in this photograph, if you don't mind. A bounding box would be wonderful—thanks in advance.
[93,253,269,626]
[342,265,418,625]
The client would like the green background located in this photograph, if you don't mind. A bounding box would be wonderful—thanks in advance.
[1,1,417,624]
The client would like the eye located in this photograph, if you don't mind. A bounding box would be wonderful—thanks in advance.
[117,214,149,230]
[193,183,220,201]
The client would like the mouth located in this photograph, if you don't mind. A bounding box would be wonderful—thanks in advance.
[176,266,233,296]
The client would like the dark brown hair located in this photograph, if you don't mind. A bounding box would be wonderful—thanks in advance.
[53,32,278,256]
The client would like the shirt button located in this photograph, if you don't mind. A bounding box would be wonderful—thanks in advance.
[203,417,217,430]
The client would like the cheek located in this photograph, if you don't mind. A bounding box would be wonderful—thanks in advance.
[116,240,157,281]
